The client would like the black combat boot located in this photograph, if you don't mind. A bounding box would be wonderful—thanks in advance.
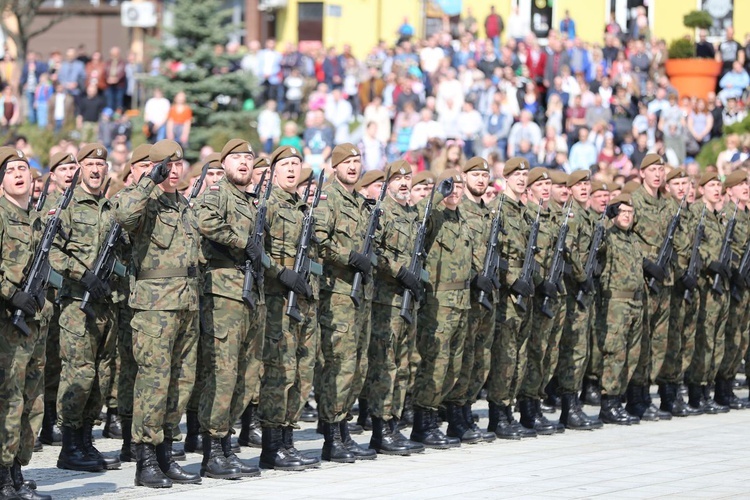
[321,422,355,463]
[716,378,745,410]
[220,434,259,477]
[659,383,680,416]
[536,399,564,433]
[183,411,203,453]
[581,379,601,406]
[10,460,48,500]
[156,440,201,484]
[56,426,103,472]
[519,399,555,435]
[462,404,495,442]
[259,427,305,471]
[503,404,536,438]
[670,383,701,416]
[119,418,136,462]
[200,435,241,479]
[410,409,458,449]
[299,401,318,423]
[38,401,61,446]
[543,377,561,411]
[401,395,414,427]
[0,465,20,500]
[598,395,630,425]
[82,423,120,470]
[559,393,595,430]
[687,383,708,413]
[339,420,376,460]
[445,404,481,444]
[282,426,320,468]
[102,408,122,439]
[703,385,729,414]
[387,419,424,453]
[135,443,172,488]
[369,417,411,455]
[643,385,671,420]
[487,402,521,440]
[238,404,262,448]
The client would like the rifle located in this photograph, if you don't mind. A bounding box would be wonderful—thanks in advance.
[539,201,572,318]
[188,163,209,201]
[100,177,111,199]
[34,175,52,212]
[242,167,273,308]
[576,208,606,309]
[79,221,127,317]
[399,184,437,325]
[712,203,738,296]
[512,202,542,313]
[478,195,508,310]
[644,194,686,293]
[681,205,706,304]
[350,179,388,307]
[12,168,80,335]
[286,171,324,322]
[736,232,750,290]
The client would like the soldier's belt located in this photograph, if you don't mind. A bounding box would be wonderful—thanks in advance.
[208,259,243,271]
[273,257,298,267]
[434,280,470,292]
[506,259,524,269]
[601,290,643,300]
[137,265,198,280]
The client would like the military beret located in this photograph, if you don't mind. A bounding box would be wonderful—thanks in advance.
[355,170,385,191]
[527,167,550,186]
[463,156,490,173]
[590,180,610,193]
[640,153,665,170]
[610,193,633,207]
[438,168,464,184]
[0,146,29,167]
[205,152,222,170]
[221,138,254,163]
[77,143,108,162]
[385,160,412,181]
[666,167,688,183]
[503,157,531,177]
[566,169,590,187]
[49,151,77,171]
[412,170,436,186]
[622,180,641,194]
[270,145,303,165]
[698,171,720,187]
[297,167,313,187]
[30,168,41,179]
[129,144,152,165]
[547,169,568,185]
[724,169,748,189]
[331,143,361,168]
[149,139,183,163]
[253,156,272,170]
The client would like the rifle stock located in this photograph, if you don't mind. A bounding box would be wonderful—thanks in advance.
[350,179,388,307]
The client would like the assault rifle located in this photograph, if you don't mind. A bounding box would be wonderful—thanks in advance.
[478,195,508,311]
[644,194,686,293]
[350,178,387,307]
[576,208,606,309]
[79,221,127,317]
[512,202,542,313]
[538,202,572,318]
[242,168,273,308]
[188,162,209,201]
[34,175,52,212]
[712,203,738,296]
[681,205,706,304]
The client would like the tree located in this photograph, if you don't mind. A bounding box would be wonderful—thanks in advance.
[0,0,79,63]
[144,0,258,160]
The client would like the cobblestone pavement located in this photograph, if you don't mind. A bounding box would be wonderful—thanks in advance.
[29,386,750,499]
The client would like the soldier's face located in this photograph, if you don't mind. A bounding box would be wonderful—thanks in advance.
[505,170,528,197]
[388,174,412,204]
[224,153,254,188]
[700,180,723,204]
[364,181,383,200]
[163,160,184,191]
[33,178,44,198]
[205,168,224,187]
[1,161,31,199]
[667,177,689,199]
[443,181,464,208]
[335,156,362,186]
[80,158,108,193]
[614,204,634,230]
[551,184,570,204]
[410,183,431,204]
[466,171,489,197]
[571,181,590,203]
[51,163,77,191]
[528,179,551,203]
[641,164,664,190]
[275,157,302,193]
[252,166,270,189]
[130,161,151,184]
[729,180,750,203]
[590,190,610,213]
[297,181,317,204]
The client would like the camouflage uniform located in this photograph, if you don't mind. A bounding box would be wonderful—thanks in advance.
[114,175,200,446]
[195,177,265,438]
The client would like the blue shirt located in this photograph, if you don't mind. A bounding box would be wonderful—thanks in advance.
[568,141,597,172]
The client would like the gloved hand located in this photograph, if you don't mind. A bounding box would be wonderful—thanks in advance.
[643,260,666,283]
[437,177,454,198]
[348,250,372,274]
[578,278,592,296]
[605,203,621,219]
[245,236,262,263]
[708,260,730,281]
[278,268,313,298]
[510,278,534,298]
[11,290,37,316]
[148,161,170,185]
[679,272,698,291]
[81,270,109,300]
[397,266,423,301]
[536,280,558,298]
[471,274,494,294]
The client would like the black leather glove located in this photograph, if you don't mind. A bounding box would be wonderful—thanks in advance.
[348,250,372,274]
[537,280,558,298]
[643,260,666,283]
[81,270,109,300]
[278,268,313,298]
[471,274,494,294]
[578,278,592,296]
[510,278,534,298]
[11,290,37,316]
[605,203,621,219]
[396,266,423,301]
[148,161,170,185]
[245,236,262,263]
[680,272,698,291]
[437,176,454,198]
[708,260,730,281]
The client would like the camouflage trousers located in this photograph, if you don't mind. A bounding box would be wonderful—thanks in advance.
[100,322,119,411]
[199,294,265,438]
[584,286,604,386]
[658,283,699,384]
[444,300,496,406]
[717,290,750,381]
[0,317,45,467]
[131,309,198,446]
[43,302,61,404]
[57,298,117,429]
[412,302,468,411]
[486,290,533,406]
[685,279,729,385]
[596,297,643,396]
[557,291,593,395]
[631,285,670,387]
[259,294,318,428]
[116,302,136,419]
[318,291,371,423]
[519,293,564,400]
[366,303,416,421]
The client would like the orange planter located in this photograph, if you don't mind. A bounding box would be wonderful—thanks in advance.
[665,59,722,100]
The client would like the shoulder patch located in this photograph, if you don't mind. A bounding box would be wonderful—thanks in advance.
[210,185,220,191]
[48,208,57,216]
[320,194,328,201]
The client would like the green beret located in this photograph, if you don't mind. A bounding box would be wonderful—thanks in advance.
[698,171,720,187]
[77,143,108,162]
[0,147,28,166]
[270,145,303,165]
[221,138,254,163]
[253,156,271,170]
[640,153,665,170]
[463,156,490,173]
[527,167,550,186]
[591,180,610,193]
[610,193,633,207]
[566,169,591,187]
[149,139,183,163]
[437,168,464,184]
[666,167,688,183]
[355,170,385,190]
[622,180,641,194]
[331,143,360,168]
[411,170,436,186]
[297,167,314,187]
[503,157,531,177]
[49,151,77,171]
[385,160,412,181]
[724,169,748,189]
[129,144,152,165]
[205,152,222,170]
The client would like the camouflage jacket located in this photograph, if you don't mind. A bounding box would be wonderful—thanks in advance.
[667,195,693,273]
[700,202,731,290]
[461,196,496,303]
[0,196,42,314]
[599,225,646,294]
[631,186,674,286]
[496,195,528,287]
[113,176,200,311]
[196,177,264,305]
[726,201,750,271]
[569,201,594,284]
[373,195,419,307]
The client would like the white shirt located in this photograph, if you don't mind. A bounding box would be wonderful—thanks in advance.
[324,97,353,143]
[458,110,484,140]
[409,120,446,150]
[144,96,171,125]
[257,109,281,141]
[364,104,391,144]
[420,46,445,75]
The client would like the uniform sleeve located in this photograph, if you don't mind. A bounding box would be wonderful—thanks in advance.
[314,196,353,267]
[195,189,245,250]
[114,176,156,232]
[49,206,88,281]
[263,204,285,278]
[0,217,18,301]
[375,219,404,279]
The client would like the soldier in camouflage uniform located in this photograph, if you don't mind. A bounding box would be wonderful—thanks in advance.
[596,194,644,425]
[0,148,53,500]
[715,170,750,409]
[194,139,265,479]
[114,140,201,488]
[50,144,121,473]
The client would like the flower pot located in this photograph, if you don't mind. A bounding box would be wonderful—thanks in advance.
[665,58,722,100]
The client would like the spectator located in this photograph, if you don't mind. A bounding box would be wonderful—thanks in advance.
[0,53,16,92]
[303,109,334,173]
[322,46,345,89]
[166,90,193,148]
[605,12,622,36]
[143,88,170,142]
[283,68,304,120]
[718,61,750,103]
[359,66,385,112]
[0,85,20,132]
[397,17,415,44]
[560,10,576,39]
[545,93,564,135]
[483,100,513,158]
[124,50,141,110]
[717,133,743,177]
[359,121,386,172]
[696,30,715,59]
[258,99,281,153]
[717,26,745,76]
[52,81,70,132]
[85,50,107,93]
[364,95,391,144]
[458,100,483,157]
[722,97,747,126]
[33,72,54,129]
[279,120,304,151]
[568,38,591,80]
[568,127,598,172]
[324,87,353,143]
[687,98,714,147]
[111,112,133,149]
[544,39,571,88]
[20,51,48,125]
[484,6,504,50]
[98,107,115,148]
[420,35,444,76]
[57,47,86,99]
[393,100,419,154]
[430,140,465,176]
[507,6,529,43]
[507,109,542,158]
[629,133,649,168]
[77,83,106,142]
[241,40,261,76]
[565,94,587,139]
[409,108,445,151]
[257,38,283,106]
[104,46,127,112]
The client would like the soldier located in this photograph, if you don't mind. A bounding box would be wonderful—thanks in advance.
[50,144,121,473]
[486,157,534,440]
[355,170,385,200]
[685,171,731,413]
[410,171,435,205]
[442,157,497,443]
[204,153,225,188]
[715,169,750,409]
[0,148,52,500]
[258,146,320,472]
[114,140,201,488]
[596,194,645,425]
[314,144,377,462]
[410,168,473,449]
